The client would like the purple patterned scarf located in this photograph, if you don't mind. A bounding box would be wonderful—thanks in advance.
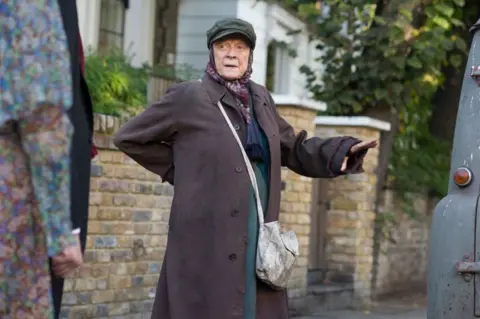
[205,51,265,160]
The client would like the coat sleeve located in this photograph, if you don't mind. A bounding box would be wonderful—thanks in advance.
[267,93,366,178]
[113,83,185,184]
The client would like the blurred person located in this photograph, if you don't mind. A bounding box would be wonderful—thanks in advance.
[0,0,83,318]
[114,18,377,319]
[49,0,96,318]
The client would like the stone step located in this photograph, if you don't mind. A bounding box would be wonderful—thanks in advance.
[307,269,326,286]
[290,283,355,317]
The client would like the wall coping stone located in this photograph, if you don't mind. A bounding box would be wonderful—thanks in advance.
[315,116,391,131]
[272,94,327,112]
[93,113,125,135]
[93,113,127,150]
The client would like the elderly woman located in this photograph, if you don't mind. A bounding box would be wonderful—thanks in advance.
[114,18,376,319]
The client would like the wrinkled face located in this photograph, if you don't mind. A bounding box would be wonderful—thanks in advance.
[212,36,251,80]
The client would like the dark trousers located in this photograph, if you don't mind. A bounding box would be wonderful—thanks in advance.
[52,1,94,316]
[49,259,65,319]
[50,103,91,318]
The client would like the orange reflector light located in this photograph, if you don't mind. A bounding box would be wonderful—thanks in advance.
[453,167,472,187]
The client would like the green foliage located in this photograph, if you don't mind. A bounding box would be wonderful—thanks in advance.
[84,48,202,117]
[84,48,150,116]
[285,0,470,198]
[389,95,451,197]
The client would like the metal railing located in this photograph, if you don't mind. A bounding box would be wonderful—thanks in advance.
[146,64,203,103]
[147,75,179,103]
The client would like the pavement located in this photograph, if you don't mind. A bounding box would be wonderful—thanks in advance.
[295,308,426,319]
[294,295,427,319]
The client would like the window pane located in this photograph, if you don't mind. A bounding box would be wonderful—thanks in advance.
[98,0,125,53]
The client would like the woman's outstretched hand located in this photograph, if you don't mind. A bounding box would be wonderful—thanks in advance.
[341,140,378,172]
[349,140,378,155]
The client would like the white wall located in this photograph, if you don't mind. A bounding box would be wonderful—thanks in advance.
[123,0,157,66]
[235,0,269,85]
[175,0,238,72]
[76,0,156,67]
[262,3,323,99]
[77,0,101,52]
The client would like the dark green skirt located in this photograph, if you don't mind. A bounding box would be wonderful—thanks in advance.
[244,163,269,319]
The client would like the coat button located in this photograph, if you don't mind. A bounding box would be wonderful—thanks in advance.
[231,210,239,217]
[234,124,240,131]
[229,254,237,261]
[235,167,243,173]
[243,233,248,245]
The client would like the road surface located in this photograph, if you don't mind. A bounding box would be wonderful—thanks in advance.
[294,296,426,319]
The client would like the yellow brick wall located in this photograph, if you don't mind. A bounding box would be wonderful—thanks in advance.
[277,105,317,299]
[61,114,173,318]
[316,125,380,308]
[373,190,431,297]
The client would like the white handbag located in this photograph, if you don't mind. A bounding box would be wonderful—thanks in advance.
[217,101,299,290]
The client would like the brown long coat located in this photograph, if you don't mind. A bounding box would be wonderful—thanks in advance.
[113,74,365,319]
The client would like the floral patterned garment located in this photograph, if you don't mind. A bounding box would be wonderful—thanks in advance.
[0,1,76,318]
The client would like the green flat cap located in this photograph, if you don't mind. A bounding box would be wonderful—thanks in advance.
[206,18,256,50]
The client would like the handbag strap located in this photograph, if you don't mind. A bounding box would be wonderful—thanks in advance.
[216,101,265,225]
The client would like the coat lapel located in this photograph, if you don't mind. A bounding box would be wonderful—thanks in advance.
[248,82,279,222]
[201,74,239,112]
[248,82,274,138]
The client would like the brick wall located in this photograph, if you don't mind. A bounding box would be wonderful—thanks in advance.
[315,123,381,308]
[373,190,431,298]
[314,117,431,306]
[276,105,318,299]
[60,114,174,318]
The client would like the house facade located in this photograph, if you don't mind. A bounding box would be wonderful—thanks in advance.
[76,0,326,111]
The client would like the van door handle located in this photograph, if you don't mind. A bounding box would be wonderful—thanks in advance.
[456,261,480,273]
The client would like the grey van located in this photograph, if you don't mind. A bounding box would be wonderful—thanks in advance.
[428,18,480,319]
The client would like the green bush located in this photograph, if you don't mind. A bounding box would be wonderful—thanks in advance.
[84,48,149,117]
[84,48,202,117]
